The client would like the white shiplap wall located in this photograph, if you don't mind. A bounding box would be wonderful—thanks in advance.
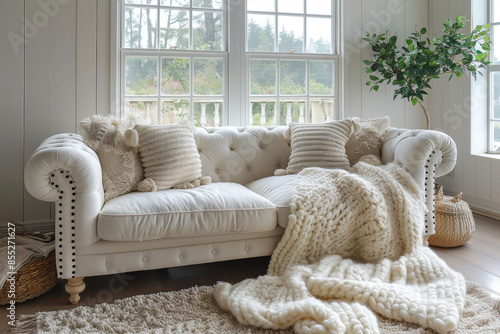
[429,0,500,216]
[3,0,464,227]
[343,0,428,129]
[0,0,110,227]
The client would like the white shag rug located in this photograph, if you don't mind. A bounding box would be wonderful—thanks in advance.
[14,282,500,333]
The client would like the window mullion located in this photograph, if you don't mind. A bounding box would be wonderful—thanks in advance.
[156,3,160,49]
[189,7,193,50]
[190,56,194,122]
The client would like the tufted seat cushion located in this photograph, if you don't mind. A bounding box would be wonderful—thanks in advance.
[246,175,297,228]
[97,183,277,241]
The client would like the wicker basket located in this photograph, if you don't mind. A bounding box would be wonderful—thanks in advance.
[428,187,475,248]
[0,251,58,304]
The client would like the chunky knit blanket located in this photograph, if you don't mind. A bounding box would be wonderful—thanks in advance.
[214,158,466,334]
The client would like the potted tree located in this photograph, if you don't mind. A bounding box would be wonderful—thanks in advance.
[363,16,491,129]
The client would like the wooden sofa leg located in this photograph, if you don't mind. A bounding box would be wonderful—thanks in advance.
[65,277,86,305]
[423,235,430,247]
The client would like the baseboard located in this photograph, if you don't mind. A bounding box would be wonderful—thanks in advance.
[442,189,500,221]
[1,220,55,235]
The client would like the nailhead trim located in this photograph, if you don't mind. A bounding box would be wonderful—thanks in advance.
[50,169,77,279]
[423,151,438,234]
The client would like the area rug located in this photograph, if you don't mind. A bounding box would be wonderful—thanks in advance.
[14,281,500,333]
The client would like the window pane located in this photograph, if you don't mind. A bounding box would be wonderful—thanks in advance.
[193,58,224,95]
[247,14,275,52]
[279,100,305,125]
[307,0,331,15]
[310,98,335,122]
[124,6,158,49]
[494,1,500,22]
[247,0,275,12]
[280,60,306,95]
[193,11,223,50]
[278,16,304,53]
[250,100,277,125]
[491,122,500,152]
[493,72,500,119]
[493,25,500,64]
[278,0,303,14]
[125,99,158,124]
[125,57,158,95]
[160,10,190,49]
[160,0,190,6]
[306,18,332,54]
[250,60,276,95]
[193,0,223,9]
[126,0,158,5]
[160,99,190,124]
[194,101,223,126]
[162,58,190,95]
[310,61,334,95]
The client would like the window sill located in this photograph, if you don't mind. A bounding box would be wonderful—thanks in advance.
[471,153,500,160]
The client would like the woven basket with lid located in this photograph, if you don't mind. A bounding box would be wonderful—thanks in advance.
[428,187,475,248]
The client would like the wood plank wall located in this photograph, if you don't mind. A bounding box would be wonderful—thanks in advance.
[1,0,430,227]
[0,0,110,227]
[429,0,500,216]
[5,0,499,227]
[343,0,428,129]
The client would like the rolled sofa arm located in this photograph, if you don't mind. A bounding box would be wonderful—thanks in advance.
[381,128,457,235]
[25,133,104,279]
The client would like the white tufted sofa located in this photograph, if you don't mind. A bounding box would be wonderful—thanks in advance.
[24,125,456,304]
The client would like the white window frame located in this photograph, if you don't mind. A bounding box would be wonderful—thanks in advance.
[244,0,341,126]
[111,0,342,127]
[488,0,500,152]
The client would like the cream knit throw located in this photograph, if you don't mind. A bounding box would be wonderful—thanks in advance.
[214,158,466,334]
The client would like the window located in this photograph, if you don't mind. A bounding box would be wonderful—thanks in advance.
[118,0,339,126]
[490,0,500,152]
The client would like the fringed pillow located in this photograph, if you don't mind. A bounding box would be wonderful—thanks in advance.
[78,115,144,202]
[344,116,390,165]
[278,120,352,175]
[127,120,211,192]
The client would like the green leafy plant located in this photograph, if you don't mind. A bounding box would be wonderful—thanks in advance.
[363,15,491,129]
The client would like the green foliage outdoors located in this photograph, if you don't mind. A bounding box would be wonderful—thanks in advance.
[363,15,491,129]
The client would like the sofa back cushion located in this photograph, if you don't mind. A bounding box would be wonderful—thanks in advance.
[194,126,290,185]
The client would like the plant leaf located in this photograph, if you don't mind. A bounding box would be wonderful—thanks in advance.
[412,98,418,106]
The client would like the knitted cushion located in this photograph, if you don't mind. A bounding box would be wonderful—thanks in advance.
[285,120,352,174]
[135,121,203,191]
[78,115,144,202]
[344,116,390,166]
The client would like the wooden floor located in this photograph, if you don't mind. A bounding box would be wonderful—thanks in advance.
[431,214,500,299]
[1,213,499,332]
